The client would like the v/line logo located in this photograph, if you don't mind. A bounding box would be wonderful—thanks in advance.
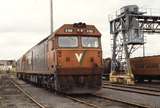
[75,53,83,63]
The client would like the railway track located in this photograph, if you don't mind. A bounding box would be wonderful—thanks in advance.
[12,80,149,108]
[92,94,150,108]
[65,94,150,108]
[93,94,150,108]
[103,81,160,91]
[11,76,151,108]
[137,83,160,90]
[10,75,100,108]
[65,95,100,108]
[103,81,160,96]
[10,79,47,108]
[7,74,151,108]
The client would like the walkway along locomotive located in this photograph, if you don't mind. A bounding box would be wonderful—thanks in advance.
[16,23,103,94]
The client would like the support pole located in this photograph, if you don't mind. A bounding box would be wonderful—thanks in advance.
[50,0,53,34]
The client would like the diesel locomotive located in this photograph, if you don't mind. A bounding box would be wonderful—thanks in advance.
[16,22,103,94]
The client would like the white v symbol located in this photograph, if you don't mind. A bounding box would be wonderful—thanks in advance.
[75,53,83,63]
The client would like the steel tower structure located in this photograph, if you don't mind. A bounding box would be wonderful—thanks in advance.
[109,5,160,84]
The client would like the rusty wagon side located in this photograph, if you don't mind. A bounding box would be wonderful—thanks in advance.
[103,56,160,82]
[130,55,160,81]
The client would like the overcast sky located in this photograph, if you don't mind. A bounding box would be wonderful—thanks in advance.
[0,0,160,60]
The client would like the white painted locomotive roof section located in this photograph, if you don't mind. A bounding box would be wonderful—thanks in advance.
[0,0,160,60]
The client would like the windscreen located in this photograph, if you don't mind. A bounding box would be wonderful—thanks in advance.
[58,36,78,48]
[81,37,99,48]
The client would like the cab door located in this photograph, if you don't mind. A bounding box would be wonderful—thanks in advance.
[48,38,56,72]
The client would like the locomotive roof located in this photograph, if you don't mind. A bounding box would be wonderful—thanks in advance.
[54,23,101,36]
[37,35,50,45]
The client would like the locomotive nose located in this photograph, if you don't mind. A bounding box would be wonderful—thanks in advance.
[56,50,102,94]
[57,50,102,69]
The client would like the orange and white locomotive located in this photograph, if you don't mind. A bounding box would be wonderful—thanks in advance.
[16,22,103,94]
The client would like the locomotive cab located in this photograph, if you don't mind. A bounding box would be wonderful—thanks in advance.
[57,36,102,69]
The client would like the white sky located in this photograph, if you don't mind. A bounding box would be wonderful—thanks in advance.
[0,0,160,60]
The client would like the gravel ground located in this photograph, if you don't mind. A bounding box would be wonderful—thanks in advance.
[0,74,39,108]
[12,76,92,108]
[1,73,159,108]
[12,74,138,108]
[96,88,160,108]
[15,79,130,108]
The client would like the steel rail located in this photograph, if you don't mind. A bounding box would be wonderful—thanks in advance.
[92,94,150,108]
[65,96,101,108]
